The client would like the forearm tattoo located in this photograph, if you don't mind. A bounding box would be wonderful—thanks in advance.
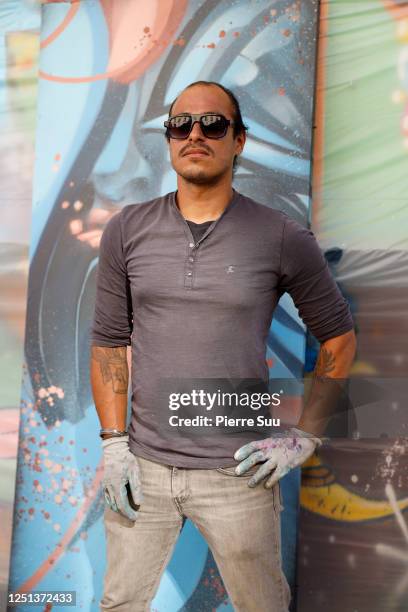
[315,345,336,379]
[305,344,347,429]
[92,347,128,394]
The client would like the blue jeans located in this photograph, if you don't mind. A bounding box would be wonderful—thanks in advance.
[100,455,291,611]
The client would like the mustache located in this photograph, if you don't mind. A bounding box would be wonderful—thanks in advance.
[180,145,212,156]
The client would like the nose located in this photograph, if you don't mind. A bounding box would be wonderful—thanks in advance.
[188,119,206,141]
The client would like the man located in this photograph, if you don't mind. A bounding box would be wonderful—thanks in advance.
[90,80,356,611]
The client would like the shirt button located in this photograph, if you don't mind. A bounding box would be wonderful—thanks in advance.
[187,272,192,276]
[189,257,194,262]
[189,242,194,248]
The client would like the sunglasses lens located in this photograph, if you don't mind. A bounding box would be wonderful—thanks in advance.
[201,115,228,138]
[167,115,192,139]
[166,114,230,139]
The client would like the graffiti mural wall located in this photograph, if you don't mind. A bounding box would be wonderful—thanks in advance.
[7,0,319,610]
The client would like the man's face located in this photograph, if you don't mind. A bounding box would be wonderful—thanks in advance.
[167,85,245,185]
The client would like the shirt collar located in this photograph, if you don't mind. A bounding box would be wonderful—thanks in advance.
[170,188,240,222]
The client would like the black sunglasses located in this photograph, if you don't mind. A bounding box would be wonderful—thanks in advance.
[164,113,235,140]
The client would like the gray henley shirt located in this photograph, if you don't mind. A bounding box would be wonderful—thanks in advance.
[90,188,354,468]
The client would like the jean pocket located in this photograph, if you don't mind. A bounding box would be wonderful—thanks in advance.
[215,465,285,512]
[215,464,261,477]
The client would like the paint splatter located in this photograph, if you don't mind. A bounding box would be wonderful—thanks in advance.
[376,439,407,481]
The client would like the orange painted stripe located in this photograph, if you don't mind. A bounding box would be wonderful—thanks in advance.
[40,4,80,50]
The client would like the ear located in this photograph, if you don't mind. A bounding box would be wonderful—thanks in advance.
[235,129,246,155]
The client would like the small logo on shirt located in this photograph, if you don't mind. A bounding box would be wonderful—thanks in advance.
[226,265,235,273]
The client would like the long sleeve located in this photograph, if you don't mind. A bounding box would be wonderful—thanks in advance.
[278,213,354,343]
[90,211,133,347]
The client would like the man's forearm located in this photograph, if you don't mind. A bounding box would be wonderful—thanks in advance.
[298,329,357,437]
[90,346,129,437]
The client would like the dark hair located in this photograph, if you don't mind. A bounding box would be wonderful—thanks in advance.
[166,80,248,175]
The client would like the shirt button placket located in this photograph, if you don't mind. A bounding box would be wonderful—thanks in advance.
[184,242,196,288]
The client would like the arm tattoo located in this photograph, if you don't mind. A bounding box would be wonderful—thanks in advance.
[315,345,336,378]
[92,347,128,394]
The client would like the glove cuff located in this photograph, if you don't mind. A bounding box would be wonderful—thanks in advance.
[289,426,324,447]
[101,434,129,449]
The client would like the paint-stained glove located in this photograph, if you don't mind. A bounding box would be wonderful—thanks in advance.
[233,427,323,488]
[101,434,143,521]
